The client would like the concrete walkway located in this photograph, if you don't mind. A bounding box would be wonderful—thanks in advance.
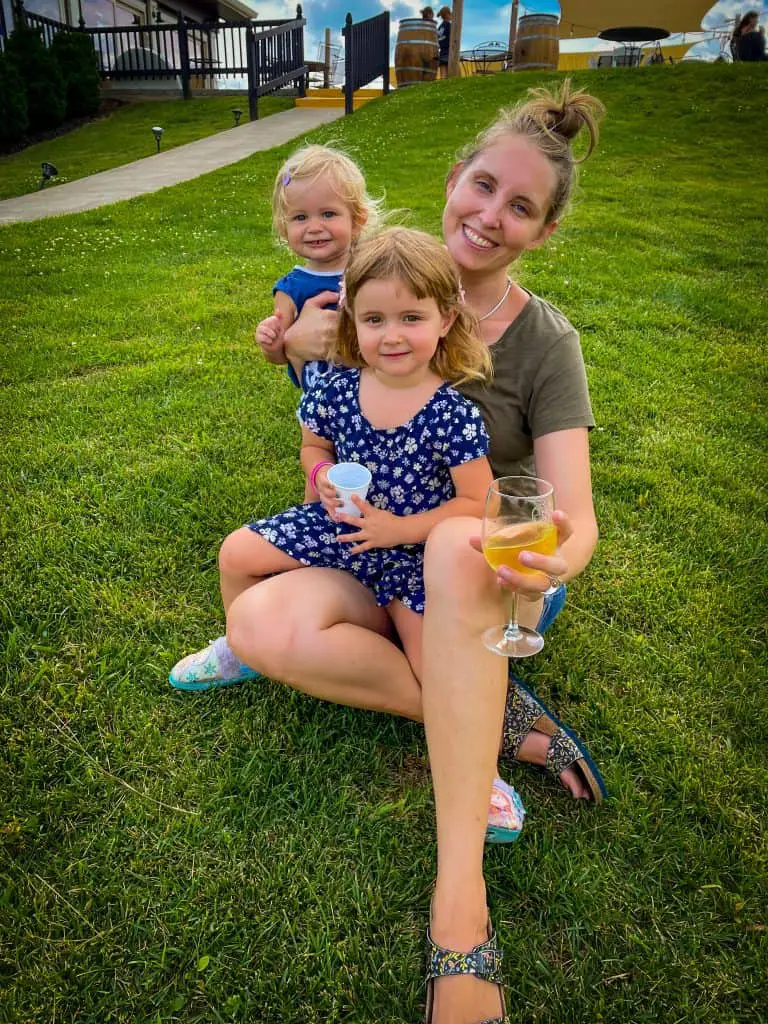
[0,106,345,225]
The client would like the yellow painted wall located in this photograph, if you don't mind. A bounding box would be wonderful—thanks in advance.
[558,43,691,70]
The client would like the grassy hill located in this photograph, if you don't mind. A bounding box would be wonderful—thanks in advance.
[1,63,766,1022]
[0,95,293,201]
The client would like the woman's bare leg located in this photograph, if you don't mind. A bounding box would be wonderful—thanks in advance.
[227,568,424,719]
[421,518,514,1023]
[224,552,586,794]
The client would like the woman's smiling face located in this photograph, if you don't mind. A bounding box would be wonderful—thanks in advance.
[442,134,558,274]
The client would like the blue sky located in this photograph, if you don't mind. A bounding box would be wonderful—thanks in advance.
[245,0,764,61]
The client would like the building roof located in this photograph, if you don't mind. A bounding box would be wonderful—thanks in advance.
[557,1,713,39]
[219,0,259,18]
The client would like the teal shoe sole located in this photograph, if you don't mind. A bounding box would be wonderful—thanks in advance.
[485,824,523,844]
[168,669,259,692]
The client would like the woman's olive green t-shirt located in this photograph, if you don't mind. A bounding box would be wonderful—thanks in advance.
[458,292,594,479]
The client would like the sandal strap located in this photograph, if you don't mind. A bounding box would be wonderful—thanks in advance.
[500,676,546,761]
[545,726,583,776]
[425,927,504,986]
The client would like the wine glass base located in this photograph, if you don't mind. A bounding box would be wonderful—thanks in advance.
[482,624,544,658]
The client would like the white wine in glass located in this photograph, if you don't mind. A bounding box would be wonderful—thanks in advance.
[482,476,556,658]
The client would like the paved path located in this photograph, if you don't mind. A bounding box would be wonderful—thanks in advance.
[0,106,344,225]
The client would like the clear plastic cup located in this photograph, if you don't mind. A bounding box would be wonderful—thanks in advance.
[327,462,372,518]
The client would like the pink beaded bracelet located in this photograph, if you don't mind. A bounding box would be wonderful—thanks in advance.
[309,460,334,494]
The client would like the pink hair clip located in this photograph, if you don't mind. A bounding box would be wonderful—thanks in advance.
[337,277,347,310]
[458,285,467,304]
[281,171,292,186]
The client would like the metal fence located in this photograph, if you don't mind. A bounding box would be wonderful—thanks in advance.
[15,4,307,116]
[342,11,390,115]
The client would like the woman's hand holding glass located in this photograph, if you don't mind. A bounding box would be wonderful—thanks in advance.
[479,477,564,658]
[471,508,571,601]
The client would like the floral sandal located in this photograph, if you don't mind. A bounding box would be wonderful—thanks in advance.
[501,674,608,803]
[425,919,510,1024]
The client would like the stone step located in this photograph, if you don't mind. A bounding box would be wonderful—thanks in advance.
[296,94,377,110]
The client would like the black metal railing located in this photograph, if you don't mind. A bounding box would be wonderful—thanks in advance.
[87,24,181,79]
[20,9,66,47]
[13,2,306,114]
[247,12,306,119]
[342,11,389,115]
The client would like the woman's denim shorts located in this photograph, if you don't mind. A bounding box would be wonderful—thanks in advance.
[536,583,567,634]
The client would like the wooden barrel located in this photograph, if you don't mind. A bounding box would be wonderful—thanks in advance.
[514,13,559,71]
[395,18,439,87]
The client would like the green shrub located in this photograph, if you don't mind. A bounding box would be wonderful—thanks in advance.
[5,22,66,132]
[0,49,29,150]
[51,29,101,119]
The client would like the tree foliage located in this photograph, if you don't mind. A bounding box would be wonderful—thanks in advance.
[51,30,101,119]
[0,49,29,150]
[4,22,66,132]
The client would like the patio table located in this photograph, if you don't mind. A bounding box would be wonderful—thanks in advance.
[460,42,513,76]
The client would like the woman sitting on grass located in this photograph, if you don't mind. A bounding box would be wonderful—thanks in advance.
[178,81,607,1022]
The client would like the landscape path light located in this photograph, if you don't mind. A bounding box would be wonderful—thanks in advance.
[152,126,164,153]
[231,107,243,126]
[39,162,58,190]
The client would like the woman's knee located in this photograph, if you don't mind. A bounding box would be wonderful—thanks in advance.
[424,518,493,601]
[226,585,293,678]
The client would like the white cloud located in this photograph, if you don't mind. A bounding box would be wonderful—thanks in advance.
[704,0,768,28]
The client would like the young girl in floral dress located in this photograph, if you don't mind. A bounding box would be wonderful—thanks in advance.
[173,226,526,843]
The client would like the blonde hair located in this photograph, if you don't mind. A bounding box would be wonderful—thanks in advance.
[331,227,492,387]
[271,144,381,240]
[459,80,604,223]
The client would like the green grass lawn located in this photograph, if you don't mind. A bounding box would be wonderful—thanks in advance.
[1,63,767,1022]
[0,94,294,201]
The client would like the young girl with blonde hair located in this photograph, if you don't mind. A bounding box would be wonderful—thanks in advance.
[255,143,380,392]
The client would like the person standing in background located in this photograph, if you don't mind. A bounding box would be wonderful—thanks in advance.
[731,11,767,60]
[437,7,452,78]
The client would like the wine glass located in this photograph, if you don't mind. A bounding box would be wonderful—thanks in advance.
[482,476,556,658]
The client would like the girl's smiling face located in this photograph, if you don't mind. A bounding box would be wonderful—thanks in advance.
[283,177,356,271]
[353,278,455,384]
[442,134,558,275]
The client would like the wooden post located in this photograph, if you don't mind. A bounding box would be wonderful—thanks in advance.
[323,26,331,88]
[507,0,519,66]
[447,0,462,78]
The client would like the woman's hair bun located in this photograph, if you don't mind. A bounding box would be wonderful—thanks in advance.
[524,81,604,160]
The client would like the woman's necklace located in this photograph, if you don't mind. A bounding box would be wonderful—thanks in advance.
[476,277,513,322]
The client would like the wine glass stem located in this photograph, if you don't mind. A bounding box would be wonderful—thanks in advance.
[503,591,523,642]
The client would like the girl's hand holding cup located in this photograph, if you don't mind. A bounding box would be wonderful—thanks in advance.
[335,498,404,554]
[313,465,342,519]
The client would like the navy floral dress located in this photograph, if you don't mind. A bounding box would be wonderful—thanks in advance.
[248,368,489,613]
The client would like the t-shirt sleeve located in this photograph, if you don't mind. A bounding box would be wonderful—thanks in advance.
[528,329,595,438]
[440,395,491,467]
[298,375,336,439]
[272,270,298,303]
